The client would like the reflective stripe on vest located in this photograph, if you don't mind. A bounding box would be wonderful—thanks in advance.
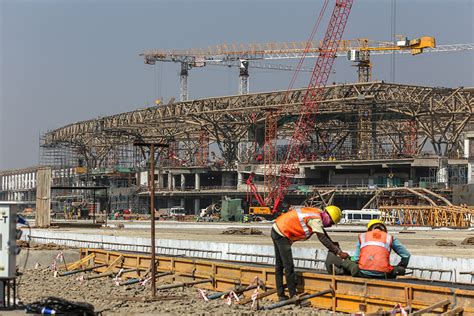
[275,207,322,241]
[295,207,321,239]
[359,232,392,252]
[358,231,393,273]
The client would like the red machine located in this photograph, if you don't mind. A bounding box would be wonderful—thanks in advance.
[247,0,354,215]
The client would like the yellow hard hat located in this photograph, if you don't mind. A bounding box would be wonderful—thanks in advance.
[325,205,342,224]
[367,219,385,231]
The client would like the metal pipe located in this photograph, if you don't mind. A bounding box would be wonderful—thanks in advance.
[86,268,138,280]
[156,278,213,291]
[263,288,334,310]
[118,271,173,286]
[58,264,107,277]
[207,284,260,300]
[412,299,451,315]
[239,288,278,305]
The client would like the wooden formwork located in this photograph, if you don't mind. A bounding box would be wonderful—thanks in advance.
[81,248,474,315]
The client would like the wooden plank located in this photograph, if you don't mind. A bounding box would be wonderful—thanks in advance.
[62,253,95,271]
[35,168,51,227]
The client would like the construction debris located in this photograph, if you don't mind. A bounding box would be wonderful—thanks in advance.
[461,237,474,245]
[17,240,66,250]
[435,239,457,247]
[222,228,263,235]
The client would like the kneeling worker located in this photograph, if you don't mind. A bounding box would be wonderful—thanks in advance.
[272,205,349,301]
[341,219,410,278]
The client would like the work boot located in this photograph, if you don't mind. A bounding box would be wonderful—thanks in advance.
[334,266,345,275]
[278,295,289,302]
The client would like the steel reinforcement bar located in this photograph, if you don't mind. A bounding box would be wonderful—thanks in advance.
[82,248,474,315]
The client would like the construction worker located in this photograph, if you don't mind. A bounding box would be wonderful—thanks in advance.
[271,205,349,301]
[328,219,410,279]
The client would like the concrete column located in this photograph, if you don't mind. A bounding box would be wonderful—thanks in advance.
[172,175,176,190]
[195,173,201,190]
[194,198,200,215]
[237,172,243,186]
[155,169,160,189]
[328,169,335,185]
[437,168,448,184]
[222,173,233,187]
[180,198,185,208]
[464,138,470,158]
[167,173,172,190]
[410,167,416,181]
[469,161,474,184]
[181,174,186,190]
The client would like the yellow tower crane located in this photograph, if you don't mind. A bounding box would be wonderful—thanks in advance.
[347,36,436,82]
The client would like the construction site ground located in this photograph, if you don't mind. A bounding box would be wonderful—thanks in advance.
[44,221,474,258]
[4,249,335,315]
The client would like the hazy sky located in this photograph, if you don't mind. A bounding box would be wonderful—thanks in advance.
[1,0,473,171]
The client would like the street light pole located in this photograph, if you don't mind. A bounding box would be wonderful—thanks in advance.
[149,144,156,297]
[134,142,168,298]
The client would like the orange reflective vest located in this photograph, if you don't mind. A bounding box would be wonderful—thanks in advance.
[275,207,322,242]
[358,230,393,273]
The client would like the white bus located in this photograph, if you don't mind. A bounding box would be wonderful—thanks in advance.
[341,209,381,224]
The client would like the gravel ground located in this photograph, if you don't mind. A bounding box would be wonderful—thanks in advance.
[14,250,335,315]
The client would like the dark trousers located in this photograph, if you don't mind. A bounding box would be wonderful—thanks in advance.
[271,228,297,298]
[325,252,406,279]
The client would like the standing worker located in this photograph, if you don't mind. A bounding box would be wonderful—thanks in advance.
[271,205,349,301]
[333,219,410,278]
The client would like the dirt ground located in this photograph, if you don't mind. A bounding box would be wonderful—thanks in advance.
[10,249,334,315]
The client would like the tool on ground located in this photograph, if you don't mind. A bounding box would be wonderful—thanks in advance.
[262,288,334,310]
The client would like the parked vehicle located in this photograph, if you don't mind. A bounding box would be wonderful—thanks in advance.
[340,209,380,224]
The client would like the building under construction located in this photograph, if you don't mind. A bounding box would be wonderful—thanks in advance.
[11,81,464,218]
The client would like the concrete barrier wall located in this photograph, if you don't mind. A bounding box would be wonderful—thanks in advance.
[22,229,474,283]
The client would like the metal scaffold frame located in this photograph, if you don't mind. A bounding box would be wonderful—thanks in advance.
[41,82,474,169]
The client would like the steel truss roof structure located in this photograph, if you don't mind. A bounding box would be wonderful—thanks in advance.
[41,82,474,169]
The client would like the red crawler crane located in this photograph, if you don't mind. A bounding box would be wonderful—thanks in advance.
[247,0,353,215]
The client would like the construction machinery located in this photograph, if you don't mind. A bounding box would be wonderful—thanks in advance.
[141,35,473,98]
[244,0,354,216]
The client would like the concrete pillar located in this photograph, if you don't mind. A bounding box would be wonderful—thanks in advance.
[328,169,335,185]
[194,198,200,215]
[180,198,185,208]
[181,174,186,190]
[437,168,448,184]
[222,173,233,187]
[464,138,470,158]
[237,172,243,186]
[195,173,201,190]
[172,175,176,190]
[167,173,172,190]
[468,162,473,184]
[160,174,166,189]
[410,167,416,181]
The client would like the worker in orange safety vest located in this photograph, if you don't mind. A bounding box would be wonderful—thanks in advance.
[328,219,410,278]
[271,205,349,301]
